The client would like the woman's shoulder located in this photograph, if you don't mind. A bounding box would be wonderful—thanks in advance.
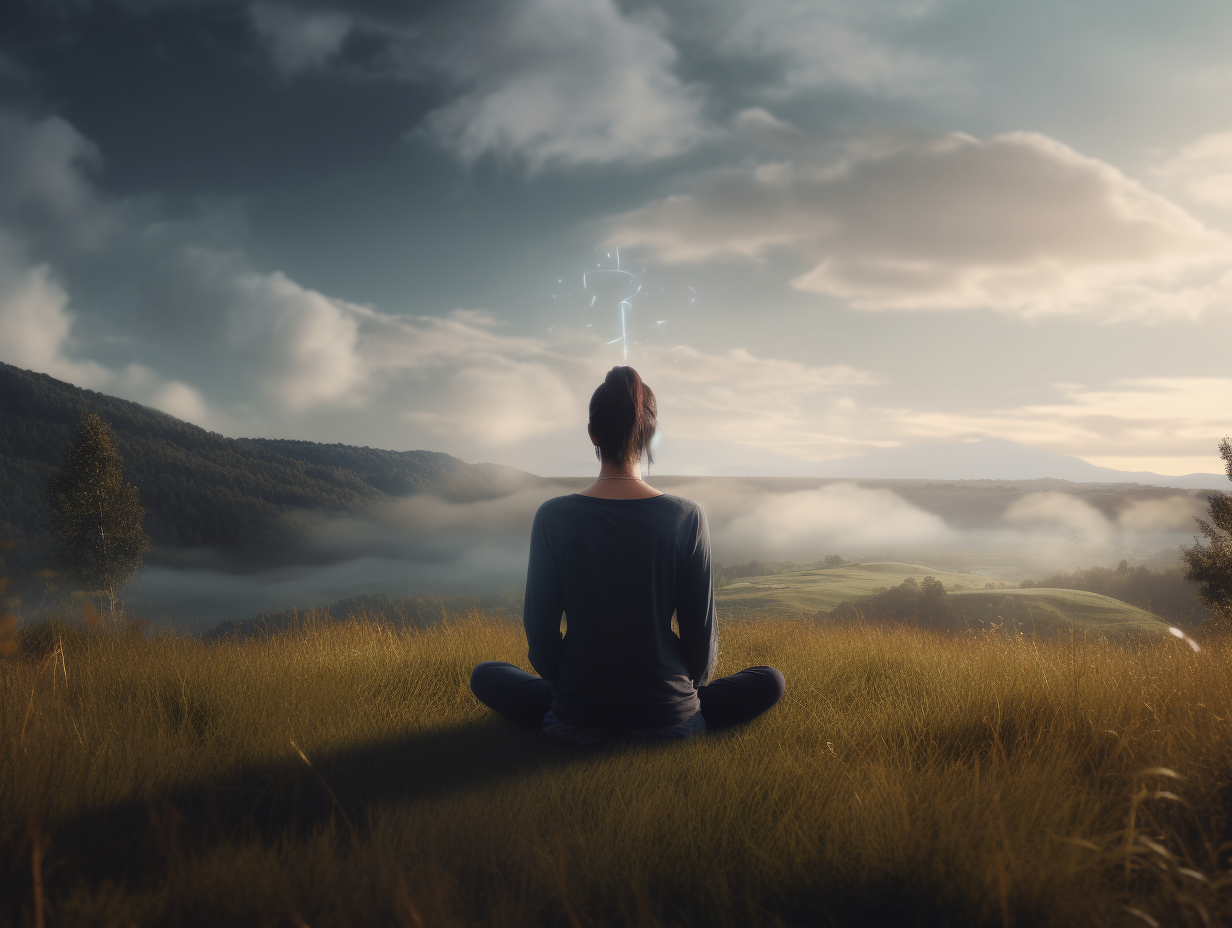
[654,493,704,516]
[534,492,702,516]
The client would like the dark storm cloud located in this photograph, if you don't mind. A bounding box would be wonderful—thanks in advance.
[0,0,938,180]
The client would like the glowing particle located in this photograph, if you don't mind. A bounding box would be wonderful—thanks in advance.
[620,300,629,359]
[1169,627,1202,652]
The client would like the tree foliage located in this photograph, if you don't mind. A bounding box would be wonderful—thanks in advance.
[1020,559,1206,629]
[47,413,149,600]
[1181,437,1232,626]
[830,575,962,632]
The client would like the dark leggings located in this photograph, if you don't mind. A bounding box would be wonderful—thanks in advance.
[469,662,785,731]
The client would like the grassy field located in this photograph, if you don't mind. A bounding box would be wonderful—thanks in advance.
[950,589,1169,639]
[717,563,1171,639]
[3,612,1230,928]
[716,562,997,616]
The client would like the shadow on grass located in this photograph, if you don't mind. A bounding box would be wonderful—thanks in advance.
[44,717,590,890]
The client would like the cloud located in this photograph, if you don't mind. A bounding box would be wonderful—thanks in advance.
[1118,496,1206,533]
[145,250,591,439]
[607,131,1232,320]
[179,250,368,411]
[717,482,953,559]
[249,2,353,75]
[0,103,883,460]
[1003,492,1110,543]
[421,0,711,169]
[0,111,126,250]
[2,105,1218,479]
[634,346,879,459]
[896,377,1232,469]
[0,231,212,424]
[1152,132,1232,210]
[710,0,954,97]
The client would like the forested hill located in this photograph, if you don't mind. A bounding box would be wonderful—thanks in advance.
[0,363,534,574]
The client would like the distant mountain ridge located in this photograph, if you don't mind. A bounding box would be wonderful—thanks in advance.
[478,424,1227,487]
[0,363,532,574]
[806,439,1228,489]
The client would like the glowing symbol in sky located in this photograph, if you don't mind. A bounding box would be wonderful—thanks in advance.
[583,246,640,360]
[548,247,696,360]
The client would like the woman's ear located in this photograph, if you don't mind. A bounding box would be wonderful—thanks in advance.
[587,423,597,446]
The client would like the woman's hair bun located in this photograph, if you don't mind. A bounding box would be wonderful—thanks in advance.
[589,366,657,467]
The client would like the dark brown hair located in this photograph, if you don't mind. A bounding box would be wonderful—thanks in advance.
[589,366,657,467]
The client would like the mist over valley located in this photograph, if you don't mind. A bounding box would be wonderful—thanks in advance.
[1,364,1212,632]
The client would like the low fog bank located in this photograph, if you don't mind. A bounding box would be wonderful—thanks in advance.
[89,477,1210,633]
[661,478,1207,578]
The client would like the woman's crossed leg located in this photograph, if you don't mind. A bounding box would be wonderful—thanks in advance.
[469,662,785,732]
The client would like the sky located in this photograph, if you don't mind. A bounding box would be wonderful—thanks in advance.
[2,0,1232,477]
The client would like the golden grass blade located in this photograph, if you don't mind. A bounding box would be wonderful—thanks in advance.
[1140,767,1183,780]
[1122,906,1160,928]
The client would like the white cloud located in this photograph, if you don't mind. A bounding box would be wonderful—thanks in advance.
[422,0,710,169]
[0,231,212,425]
[360,311,583,445]
[889,377,1232,472]
[249,2,352,75]
[634,346,878,459]
[718,482,953,558]
[731,108,795,134]
[1003,492,1110,543]
[713,0,954,97]
[1118,496,1205,533]
[1152,132,1232,210]
[194,255,368,411]
[608,131,1232,320]
[0,247,73,374]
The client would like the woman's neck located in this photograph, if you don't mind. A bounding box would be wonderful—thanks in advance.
[576,459,664,499]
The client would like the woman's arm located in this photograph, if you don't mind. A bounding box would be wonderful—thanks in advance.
[675,508,718,688]
[523,508,565,681]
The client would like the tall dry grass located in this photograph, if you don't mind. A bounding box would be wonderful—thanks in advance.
[2,611,1230,927]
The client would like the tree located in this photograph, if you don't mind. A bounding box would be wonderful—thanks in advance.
[1181,437,1232,629]
[46,414,148,613]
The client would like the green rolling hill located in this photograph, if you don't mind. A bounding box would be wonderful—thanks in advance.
[948,588,1169,638]
[717,562,996,616]
[716,561,1172,638]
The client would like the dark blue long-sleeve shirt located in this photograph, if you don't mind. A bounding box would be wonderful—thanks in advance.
[523,493,718,730]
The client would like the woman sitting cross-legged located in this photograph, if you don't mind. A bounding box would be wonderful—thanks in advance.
[470,365,784,745]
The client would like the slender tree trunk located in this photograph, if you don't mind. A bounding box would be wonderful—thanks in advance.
[95,470,112,614]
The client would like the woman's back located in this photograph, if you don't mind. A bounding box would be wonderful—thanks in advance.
[523,493,718,730]
[470,364,781,739]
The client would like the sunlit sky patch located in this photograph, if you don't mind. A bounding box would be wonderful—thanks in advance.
[1,0,1230,475]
